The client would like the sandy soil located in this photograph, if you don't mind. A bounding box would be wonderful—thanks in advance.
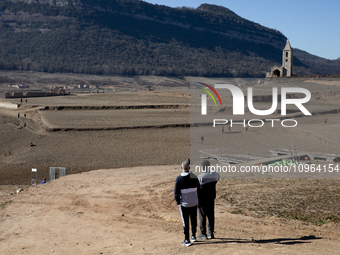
[1,166,340,255]
[0,89,193,185]
[0,109,190,184]
[40,109,189,129]
[305,80,340,86]
[3,92,189,107]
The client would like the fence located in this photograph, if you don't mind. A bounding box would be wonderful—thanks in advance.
[49,167,72,180]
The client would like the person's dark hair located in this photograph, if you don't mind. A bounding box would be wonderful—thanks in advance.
[181,160,190,171]
[201,160,210,171]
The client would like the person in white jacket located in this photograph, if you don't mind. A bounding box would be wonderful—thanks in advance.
[174,160,200,246]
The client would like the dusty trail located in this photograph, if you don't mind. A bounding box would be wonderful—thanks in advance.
[0,166,339,255]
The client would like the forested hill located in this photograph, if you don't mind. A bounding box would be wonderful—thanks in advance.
[0,0,337,77]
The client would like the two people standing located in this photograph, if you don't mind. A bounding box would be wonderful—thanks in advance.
[174,159,220,246]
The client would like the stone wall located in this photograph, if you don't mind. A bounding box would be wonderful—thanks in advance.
[0,102,19,109]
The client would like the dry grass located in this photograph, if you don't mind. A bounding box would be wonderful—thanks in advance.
[217,178,340,225]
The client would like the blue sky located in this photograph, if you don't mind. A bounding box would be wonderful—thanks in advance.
[144,0,340,60]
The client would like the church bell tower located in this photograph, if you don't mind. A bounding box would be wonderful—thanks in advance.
[282,40,293,77]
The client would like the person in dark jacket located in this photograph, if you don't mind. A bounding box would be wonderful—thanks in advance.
[197,160,220,240]
[174,160,200,246]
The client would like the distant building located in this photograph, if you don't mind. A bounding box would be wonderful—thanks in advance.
[8,83,29,89]
[50,86,66,94]
[266,40,293,78]
[3,86,68,98]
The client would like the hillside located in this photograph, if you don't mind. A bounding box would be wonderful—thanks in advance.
[0,0,337,77]
[293,49,340,76]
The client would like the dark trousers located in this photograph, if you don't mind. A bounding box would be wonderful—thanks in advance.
[179,205,197,240]
[198,199,215,235]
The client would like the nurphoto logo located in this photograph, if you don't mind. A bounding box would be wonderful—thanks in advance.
[199,84,312,128]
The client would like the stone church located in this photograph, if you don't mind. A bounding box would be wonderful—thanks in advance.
[266,40,293,77]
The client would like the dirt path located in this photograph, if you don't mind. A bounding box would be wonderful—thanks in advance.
[1,166,339,255]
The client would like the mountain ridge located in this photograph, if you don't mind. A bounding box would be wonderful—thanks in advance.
[0,0,339,77]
